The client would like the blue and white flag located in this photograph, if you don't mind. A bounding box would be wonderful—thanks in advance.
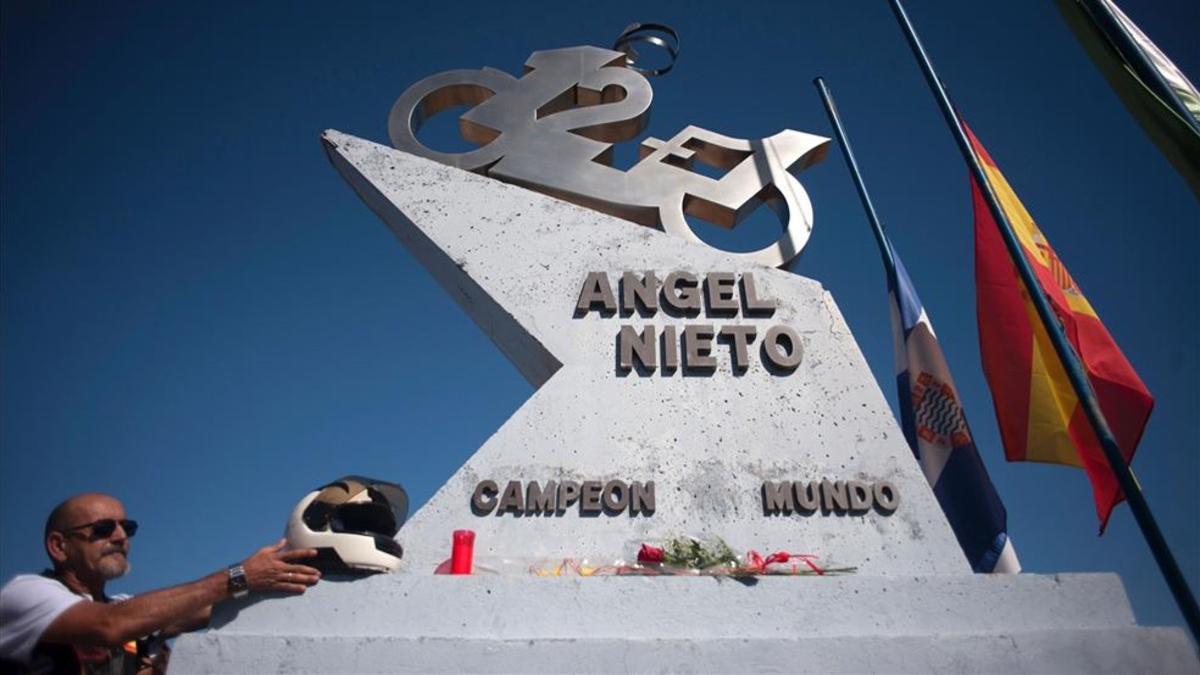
[888,250,1020,573]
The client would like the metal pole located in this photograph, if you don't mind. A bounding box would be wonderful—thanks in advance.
[811,77,897,282]
[887,0,1200,644]
[1074,0,1200,139]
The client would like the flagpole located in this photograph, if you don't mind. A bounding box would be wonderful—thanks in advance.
[1074,0,1200,139]
[886,0,1200,643]
[811,77,896,282]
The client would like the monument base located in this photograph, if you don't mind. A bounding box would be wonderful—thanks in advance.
[171,573,1197,673]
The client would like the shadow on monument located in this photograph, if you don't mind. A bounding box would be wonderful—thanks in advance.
[208,573,371,630]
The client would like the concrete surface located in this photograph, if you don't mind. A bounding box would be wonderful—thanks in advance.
[172,573,1199,673]
[173,630,1197,675]
[318,130,966,577]
[171,134,1199,673]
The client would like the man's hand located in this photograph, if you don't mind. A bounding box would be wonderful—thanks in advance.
[240,539,321,594]
[42,539,321,649]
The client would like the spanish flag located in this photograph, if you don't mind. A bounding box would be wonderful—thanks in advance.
[968,123,1153,533]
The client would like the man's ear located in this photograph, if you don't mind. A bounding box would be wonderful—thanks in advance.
[46,532,69,564]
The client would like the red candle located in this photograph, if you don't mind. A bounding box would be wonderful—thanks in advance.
[450,529,475,574]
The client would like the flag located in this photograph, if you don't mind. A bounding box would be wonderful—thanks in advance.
[888,246,1019,573]
[966,122,1154,532]
[1055,0,1200,198]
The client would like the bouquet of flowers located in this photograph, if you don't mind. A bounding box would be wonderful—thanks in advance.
[521,536,856,577]
[635,536,855,576]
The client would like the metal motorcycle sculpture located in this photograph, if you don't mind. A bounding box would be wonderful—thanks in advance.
[388,43,829,268]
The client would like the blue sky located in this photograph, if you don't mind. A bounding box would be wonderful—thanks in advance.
[2,1,1197,633]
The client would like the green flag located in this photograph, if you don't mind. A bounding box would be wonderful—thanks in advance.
[1056,0,1200,199]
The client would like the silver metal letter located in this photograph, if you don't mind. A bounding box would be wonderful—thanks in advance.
[795,481,820,512]
[719,325,756,372]
[821,479,849,512]
[741,273,776,316]
[498,480,525,514]
[557,481,581,513]
[581,481,603,514]
[472,480,499,515]
[618,325,657,372]
[762,325,803,371]
[874,481,900,513]
[526,480,557,514]
[601,480,630,512]
[663,271,701,313]
[704,272,738,316]
[631,481,656,514]
[576,272,616,315]
[847,480,873,514]
[661,325,679,371]
[621,271,658,315]
[683,324,717,371]
[762,481,795,514]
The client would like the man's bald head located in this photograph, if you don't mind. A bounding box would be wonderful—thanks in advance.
[44,493,123,543]
[43,493,132,582]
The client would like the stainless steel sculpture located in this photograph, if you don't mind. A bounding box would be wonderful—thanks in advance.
[388,45,829,268]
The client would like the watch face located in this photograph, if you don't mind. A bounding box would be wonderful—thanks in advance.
[229,565,249,596]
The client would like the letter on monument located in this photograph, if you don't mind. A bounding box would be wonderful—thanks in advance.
[719,325,757,372]
[472,480,499,515]
[557,481,581,513]
[705,272,738,315]
[684,325,717,370]
[498,480,525,514]
[821,479,849,512]
[763,325,803,371]
[847,480,872,513]
[526,480,557,514]
[618,325,657,372]
[580,481,603,514]
[661,325,679,371]
[576,272,616,314]
[631,481,656,515]
[873,481,900,513]
[762,481,795,514]
[663,271,701,314]
[601,480,630,512]
[795,481,820,512]
[621,271,658,314]
[741,273,776,316]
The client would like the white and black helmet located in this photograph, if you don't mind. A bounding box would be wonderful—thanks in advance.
[285,476,408,574]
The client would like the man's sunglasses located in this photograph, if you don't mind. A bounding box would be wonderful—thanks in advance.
[61,519,139,540]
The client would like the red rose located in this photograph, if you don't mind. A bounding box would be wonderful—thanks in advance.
[637,544,664,563]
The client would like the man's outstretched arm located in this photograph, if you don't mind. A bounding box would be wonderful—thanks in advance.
[42,540,319,648]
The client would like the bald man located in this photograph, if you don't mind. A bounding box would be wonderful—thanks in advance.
[0,493,320,674]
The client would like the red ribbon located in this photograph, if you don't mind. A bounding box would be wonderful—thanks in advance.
[744,550,824,575]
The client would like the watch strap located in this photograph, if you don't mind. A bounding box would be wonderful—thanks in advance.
[227,564,250,598]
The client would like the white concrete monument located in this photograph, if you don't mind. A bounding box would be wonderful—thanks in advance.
[173,38,1198,673]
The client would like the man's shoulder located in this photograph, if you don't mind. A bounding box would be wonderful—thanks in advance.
[0,574,83,664]
[1,574,65,594]
[0,574,78,608]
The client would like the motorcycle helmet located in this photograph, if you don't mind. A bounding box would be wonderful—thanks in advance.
[285,476,408,574]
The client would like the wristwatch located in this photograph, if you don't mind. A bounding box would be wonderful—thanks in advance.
[227,564,250,598]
